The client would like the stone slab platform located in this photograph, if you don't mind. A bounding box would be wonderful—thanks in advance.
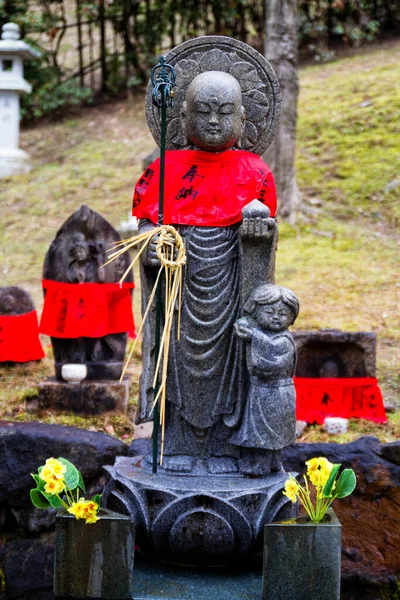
[38,377,129,414]
[132,557,262,600]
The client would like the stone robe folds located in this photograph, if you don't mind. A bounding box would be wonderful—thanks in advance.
[134,150,277,459]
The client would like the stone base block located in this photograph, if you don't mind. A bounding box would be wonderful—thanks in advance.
[103,456,296,567]
[0,148,31,178]
[131,555,262,599]
[38,377,130,414]
[55,361,125,381]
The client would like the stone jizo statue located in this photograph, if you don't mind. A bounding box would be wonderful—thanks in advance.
[133,39,282,475]
[105,37,299,567]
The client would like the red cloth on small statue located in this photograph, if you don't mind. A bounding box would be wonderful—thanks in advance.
[294,377,387,424]
[132,149,277,225]
[0,311,44,362]
[40,280,135,339]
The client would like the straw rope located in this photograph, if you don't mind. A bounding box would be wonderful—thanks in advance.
[104,225,186,464]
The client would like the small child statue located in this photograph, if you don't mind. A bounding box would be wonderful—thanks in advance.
[231,284,300,476]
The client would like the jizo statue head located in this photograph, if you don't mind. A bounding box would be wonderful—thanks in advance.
[182,71,246,152]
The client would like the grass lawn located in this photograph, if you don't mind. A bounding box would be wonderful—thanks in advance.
[0,41,399,443]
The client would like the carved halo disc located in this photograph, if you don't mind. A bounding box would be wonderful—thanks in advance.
[146,36,282,156]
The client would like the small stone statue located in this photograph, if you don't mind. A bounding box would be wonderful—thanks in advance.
[42,204,133,380]
[0,286,44,363]
[231,284,299,476]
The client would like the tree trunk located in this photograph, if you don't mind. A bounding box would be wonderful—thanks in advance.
[263,0,300,222]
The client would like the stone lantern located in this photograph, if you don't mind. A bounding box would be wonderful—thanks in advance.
[0,22,40,178]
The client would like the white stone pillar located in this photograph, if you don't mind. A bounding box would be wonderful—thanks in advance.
[0,23,40,178]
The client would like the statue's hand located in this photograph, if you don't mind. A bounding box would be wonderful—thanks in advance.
[142,233,161,267]
[234,317,254,340]
[142,232,179,267]
[240,216,276,240]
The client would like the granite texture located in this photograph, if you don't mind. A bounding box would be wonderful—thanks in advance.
[54,509,134,600]
[38,377,129,414]
[263,508,341,600]
[293,329,377,378]
[146,36,281,155]
[43,203,133,381]
[104,456,296,567]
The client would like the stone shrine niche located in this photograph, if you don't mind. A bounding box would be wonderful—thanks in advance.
[293,330,377,378]
[43,204,133,380]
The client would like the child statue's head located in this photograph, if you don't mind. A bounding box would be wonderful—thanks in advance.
[244,284,300,332]
[181,71,246,152]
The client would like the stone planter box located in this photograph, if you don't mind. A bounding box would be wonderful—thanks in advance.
[54,508,135,600]
[263,508,341,600]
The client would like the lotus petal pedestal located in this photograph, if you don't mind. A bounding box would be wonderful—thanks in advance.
[104,456,296,567]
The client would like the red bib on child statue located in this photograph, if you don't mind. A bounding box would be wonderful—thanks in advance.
[132,149,277,226]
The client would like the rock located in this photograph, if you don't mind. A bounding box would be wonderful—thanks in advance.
[11,506,57,532]
[282,436,400,590]
[0,532,54,600]
[379,441,400,466]
[383,402,396,414]
[0,421,128,506]
[128,437,150,457]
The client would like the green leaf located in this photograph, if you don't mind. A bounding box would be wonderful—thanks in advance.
[32,473,46,491]
[30,488,51,509]
[42,492,62,508]
[335,469,357,498]
[322,464,341,498]
[78,472,86,493]
[92,494,102,507]
[58,457,79,490]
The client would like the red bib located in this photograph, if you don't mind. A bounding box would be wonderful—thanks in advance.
[295,377,387,424]
[0,311,44,362]
[132,149,277,226]
[40,280,135,339]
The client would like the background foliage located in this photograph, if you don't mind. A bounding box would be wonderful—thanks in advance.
[0,0,399,118]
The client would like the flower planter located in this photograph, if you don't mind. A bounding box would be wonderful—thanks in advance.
[54,508,135,600]
[262,508,341,600]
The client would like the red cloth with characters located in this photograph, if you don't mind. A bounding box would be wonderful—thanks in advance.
[132,149,277,225]
[40,280,135,339]
[295,377,387,424]
[0,311,45,362]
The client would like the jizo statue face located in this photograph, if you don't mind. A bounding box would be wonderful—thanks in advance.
[182,72,245,152]
[256,299,294,333]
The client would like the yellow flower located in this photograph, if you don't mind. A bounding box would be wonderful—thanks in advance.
[44,477,65,495]
[40,458,66,482]
[85,514,100,524]
[68,499,99,524]
[306,457,334,489]
[68,499,86,519]
[283,477,299,503]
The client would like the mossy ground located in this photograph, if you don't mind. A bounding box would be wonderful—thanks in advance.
[0,42,399,443]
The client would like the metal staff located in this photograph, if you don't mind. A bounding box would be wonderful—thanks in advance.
[150,56,176,474]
